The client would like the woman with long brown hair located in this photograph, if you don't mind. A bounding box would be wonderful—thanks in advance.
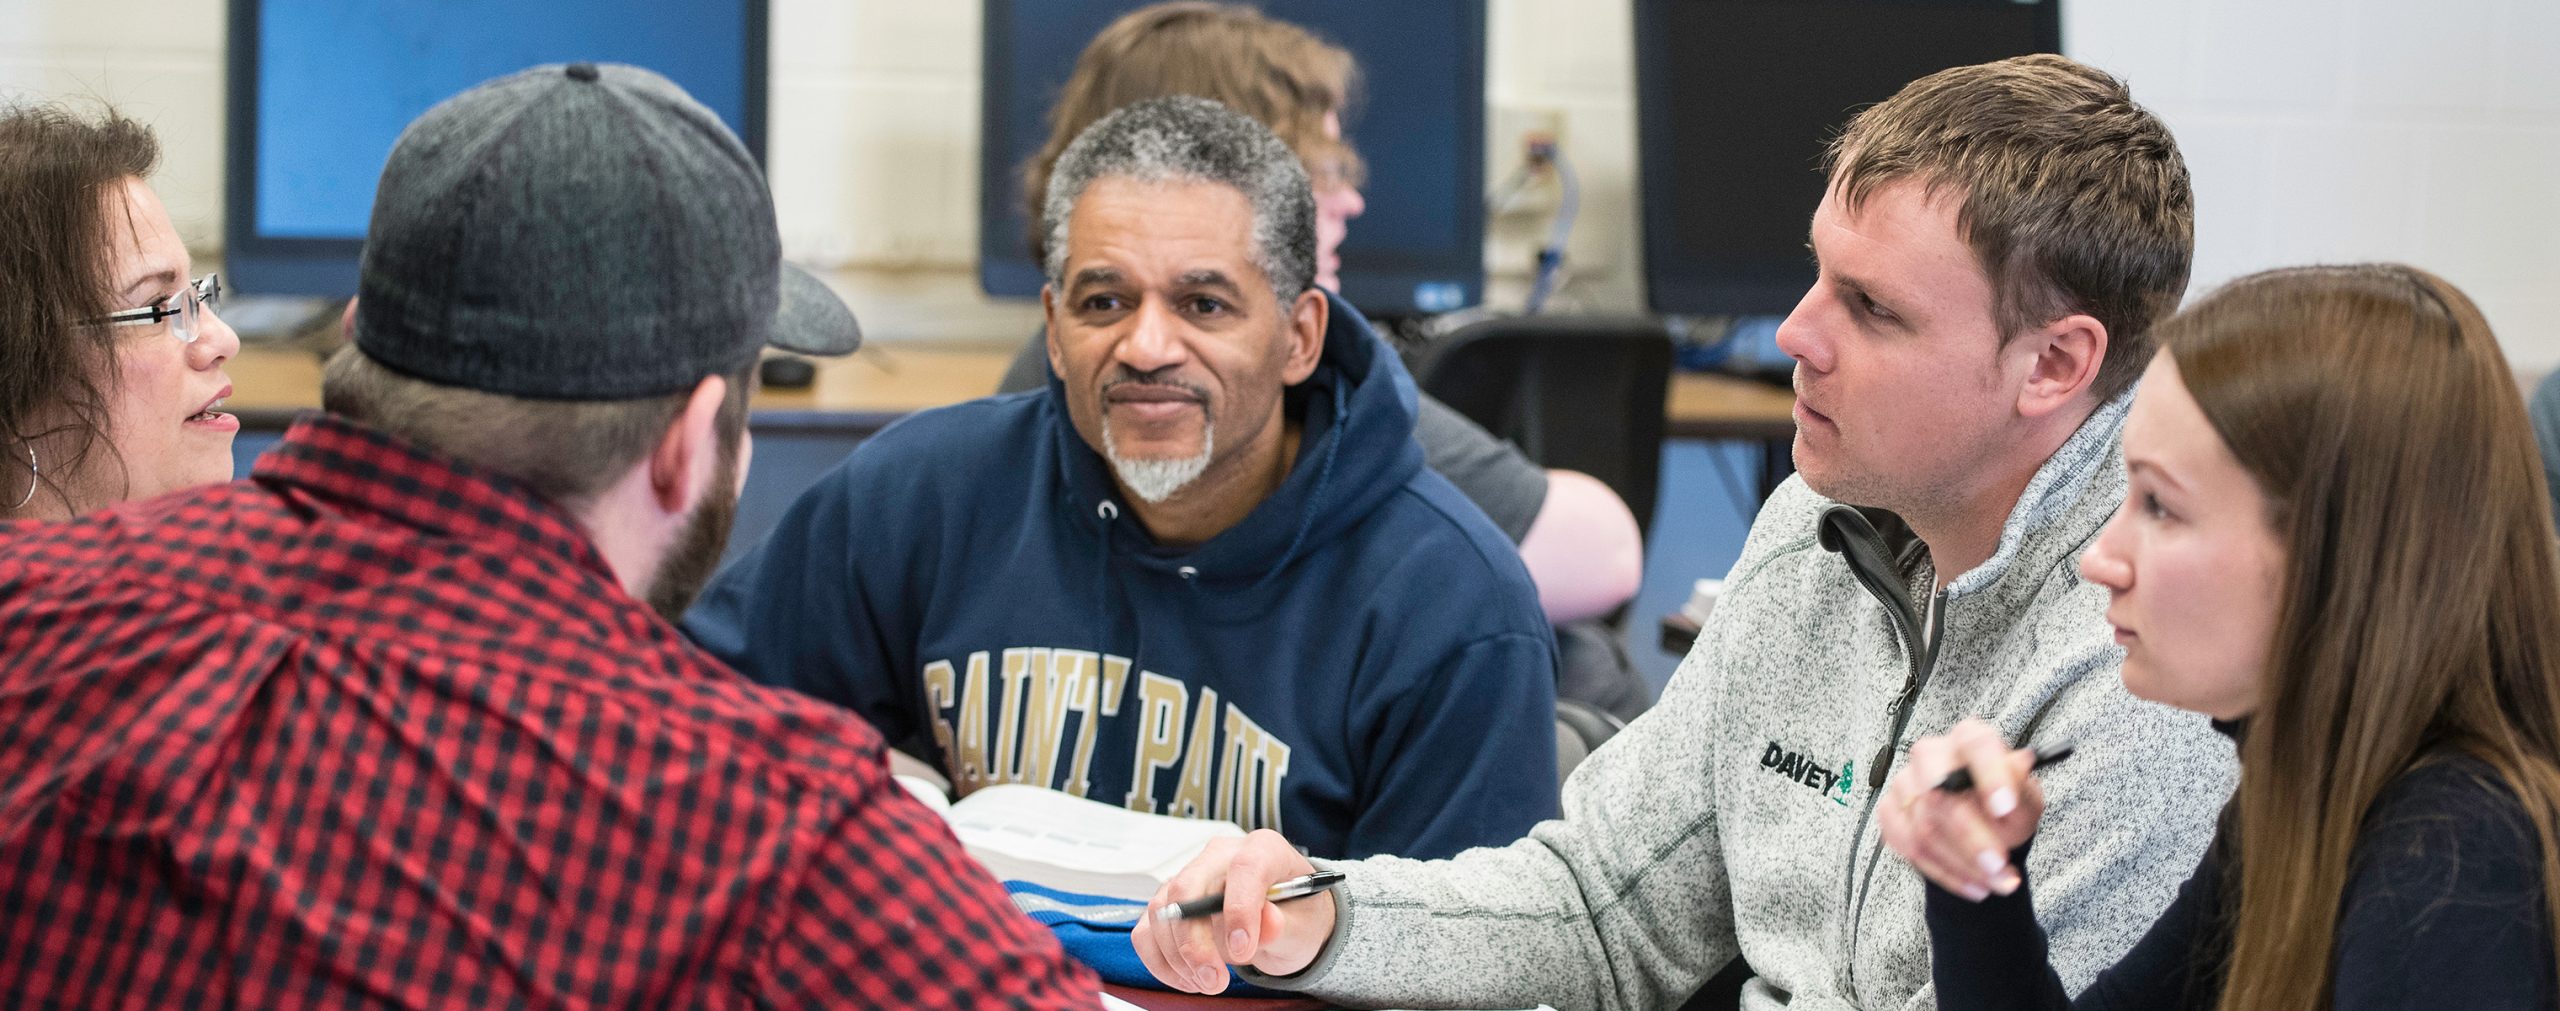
[1,103,240,520]
[1879,263,2560,1007]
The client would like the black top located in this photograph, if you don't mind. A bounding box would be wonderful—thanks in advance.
[1927,754,2555,1009]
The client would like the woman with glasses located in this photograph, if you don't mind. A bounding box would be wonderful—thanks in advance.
[1,103,238,520]
[1879,264,2560,1007]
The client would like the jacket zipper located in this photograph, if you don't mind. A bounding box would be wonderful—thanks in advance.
[1822,508,1943,1007]
[1842,586,1943,1005]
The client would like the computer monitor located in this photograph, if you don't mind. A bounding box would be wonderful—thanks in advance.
[980,0,1486,318]
[223,0,769,297]
[1635,0,2063,317]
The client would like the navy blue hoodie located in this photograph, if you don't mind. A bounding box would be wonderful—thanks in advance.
[685,293,1559,860]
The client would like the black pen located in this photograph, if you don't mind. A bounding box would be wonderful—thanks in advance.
[1934,744,2075,793]
[1157,870,1346,923]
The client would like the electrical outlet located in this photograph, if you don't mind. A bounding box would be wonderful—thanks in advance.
[1493,103,1567,152]
[1487,103,1568,220]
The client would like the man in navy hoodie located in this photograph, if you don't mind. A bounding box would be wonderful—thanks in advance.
[686,96,1558,861]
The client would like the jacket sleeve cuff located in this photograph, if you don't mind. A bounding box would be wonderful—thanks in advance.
[1233,858,1356,991]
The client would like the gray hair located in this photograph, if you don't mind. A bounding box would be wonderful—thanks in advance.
[1041,95,1316,304]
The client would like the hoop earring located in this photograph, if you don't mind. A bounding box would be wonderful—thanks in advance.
[8,443,34,511]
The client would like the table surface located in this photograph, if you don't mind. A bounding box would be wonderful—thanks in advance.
[225,342,1795,440]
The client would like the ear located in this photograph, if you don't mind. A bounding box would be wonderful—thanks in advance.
[646,374,731,516]
[1279,288,1328,385]
[2015,312,2107,421]
[340,297,359,342]
[1041,284,1068,380]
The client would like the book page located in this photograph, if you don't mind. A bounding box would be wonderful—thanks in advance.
[948,784,1241,878]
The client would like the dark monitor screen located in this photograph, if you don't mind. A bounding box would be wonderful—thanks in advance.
[1636,0,2062,316]
[980,0,1486,317]
[225,0,767,297]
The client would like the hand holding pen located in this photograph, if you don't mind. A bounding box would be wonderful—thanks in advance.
[1158,870,1345,923]
[1132,830,1342,996]
[1876,717,2074,902]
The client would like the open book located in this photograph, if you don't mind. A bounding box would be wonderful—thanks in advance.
[900,777,1244,902]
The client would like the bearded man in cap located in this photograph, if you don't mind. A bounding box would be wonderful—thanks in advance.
[0,63,1092,1008]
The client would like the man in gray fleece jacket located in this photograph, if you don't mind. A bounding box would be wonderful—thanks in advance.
[1130,55,2239,1011]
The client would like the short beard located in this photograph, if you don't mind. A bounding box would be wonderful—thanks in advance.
[645,435,742,624]
[1103,417,1214,504]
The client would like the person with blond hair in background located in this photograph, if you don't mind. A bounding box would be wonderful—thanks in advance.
[1884,264,2560,1008]
[0,103,240,521]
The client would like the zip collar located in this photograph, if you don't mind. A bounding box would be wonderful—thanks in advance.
[1948,387,2138,597]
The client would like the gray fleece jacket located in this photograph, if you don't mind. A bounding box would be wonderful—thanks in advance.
[1242,391,2237,1010]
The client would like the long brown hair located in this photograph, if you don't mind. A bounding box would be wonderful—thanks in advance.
[1020,1,1361,258]
[2162,264,2560,1008]
[0,102,161,516]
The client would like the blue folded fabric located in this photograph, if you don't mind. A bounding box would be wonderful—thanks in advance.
[1002,880,1287,998]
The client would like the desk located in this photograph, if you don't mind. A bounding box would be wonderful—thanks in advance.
[223,343,1025,434]
[1665,370,1795,441]
[226,343,1796,441]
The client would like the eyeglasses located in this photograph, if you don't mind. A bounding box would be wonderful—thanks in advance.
[96,273,223,344]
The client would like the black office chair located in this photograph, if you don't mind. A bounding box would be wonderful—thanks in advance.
[1410,314,1675,539]
[1413,314,1674,771]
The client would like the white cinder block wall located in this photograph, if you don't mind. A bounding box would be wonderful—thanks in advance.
[4,1,2554,365]
[2071,0,2560,366]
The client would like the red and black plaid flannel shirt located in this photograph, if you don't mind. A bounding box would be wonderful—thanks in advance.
[0,415,1095,1008]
